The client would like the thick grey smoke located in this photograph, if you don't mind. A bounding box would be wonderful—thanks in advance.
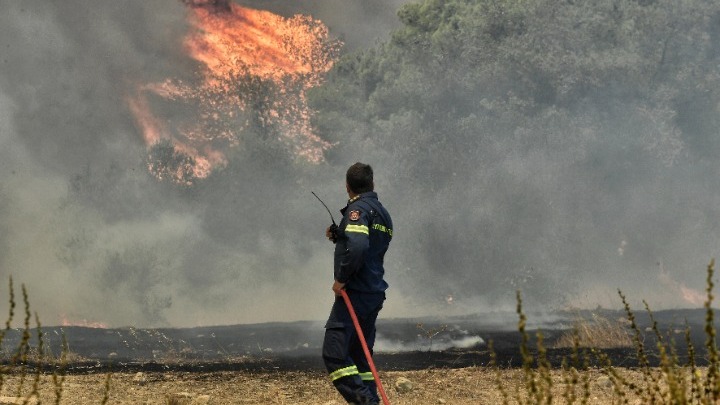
[0,0,408,328]
[0,0,716,329]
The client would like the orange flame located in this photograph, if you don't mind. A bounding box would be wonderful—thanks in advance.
[658,264,705,307]
[127,2,340,184]
[60,315,109,329]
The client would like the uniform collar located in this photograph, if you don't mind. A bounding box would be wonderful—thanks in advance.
[348,191,377,204]
[341,192,377,215]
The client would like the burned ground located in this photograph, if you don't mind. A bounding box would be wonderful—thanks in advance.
[3,307,711,373]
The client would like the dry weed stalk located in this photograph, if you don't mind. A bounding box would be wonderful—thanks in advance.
[489,340,511,405]
[0,277,111,404]
[416,323,448,351]
[492,259,720,405]
[703,259,720,400]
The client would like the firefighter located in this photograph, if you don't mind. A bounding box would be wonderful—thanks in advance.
[322,162,393,404]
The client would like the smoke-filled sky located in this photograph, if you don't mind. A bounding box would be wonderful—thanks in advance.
[0,0,409,328]
[0,0,718,328]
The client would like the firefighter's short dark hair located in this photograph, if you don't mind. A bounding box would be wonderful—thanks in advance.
[346,162,374,194]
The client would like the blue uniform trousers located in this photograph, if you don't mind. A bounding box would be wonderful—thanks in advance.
[322,291,385,404]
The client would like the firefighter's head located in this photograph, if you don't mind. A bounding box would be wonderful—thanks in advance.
[346,162,374,195]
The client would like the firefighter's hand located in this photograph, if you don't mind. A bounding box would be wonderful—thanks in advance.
[326,224,338,243]
[332,280,346,296]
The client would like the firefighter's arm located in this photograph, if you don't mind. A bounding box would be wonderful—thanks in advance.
[335,210,370,283]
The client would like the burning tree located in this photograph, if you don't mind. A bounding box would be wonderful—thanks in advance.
[147,139,197,186]
[127,1,342,185]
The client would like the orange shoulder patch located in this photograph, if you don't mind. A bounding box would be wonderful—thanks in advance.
[349,210,360,221]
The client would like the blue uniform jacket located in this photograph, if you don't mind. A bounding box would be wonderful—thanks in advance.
[333,192,393,293]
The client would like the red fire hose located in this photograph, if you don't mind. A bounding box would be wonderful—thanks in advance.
[339,289,391,405]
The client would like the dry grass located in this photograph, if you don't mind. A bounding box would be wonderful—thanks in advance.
[553,313,632,349]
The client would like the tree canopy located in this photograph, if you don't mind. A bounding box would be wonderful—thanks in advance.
[308,0,720,306]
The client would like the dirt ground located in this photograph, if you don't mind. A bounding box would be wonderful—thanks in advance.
[0,366,667,404]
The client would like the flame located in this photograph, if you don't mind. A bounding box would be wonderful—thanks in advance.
[658,263,705,307]
[60,315,109,329]
[127,1,340,184]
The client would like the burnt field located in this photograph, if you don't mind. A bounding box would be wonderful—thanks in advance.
[3,308,714,373]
